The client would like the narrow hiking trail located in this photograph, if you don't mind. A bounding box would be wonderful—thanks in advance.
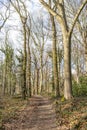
[4,96,58,130]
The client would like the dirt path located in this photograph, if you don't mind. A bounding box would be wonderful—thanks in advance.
[4,95,58,130]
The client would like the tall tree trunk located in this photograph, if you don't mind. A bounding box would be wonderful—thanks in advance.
[63,33,72,99]
[40,54,43,93]
[35,68,38,94]
[2,59,7,95]
[57,46,61,94]
[32,70,36,95]
[22,24,27,99]
[84,28,87,72]
[44,68,47,93]
[50,14,60,96]
[27,42,31,97]
[85,44,87,72]
[76,44,80,83]
[36,68,39,95]
[2,65,6,95]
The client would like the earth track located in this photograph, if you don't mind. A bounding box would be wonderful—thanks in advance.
[4,96,58,130]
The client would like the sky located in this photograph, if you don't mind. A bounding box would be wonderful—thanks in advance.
[0,0,42,48]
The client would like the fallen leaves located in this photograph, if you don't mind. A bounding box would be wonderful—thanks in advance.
[55,97,87,130]
[0,95,27,129]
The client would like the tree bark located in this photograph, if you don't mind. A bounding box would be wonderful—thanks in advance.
[2,63,7,95]
[63,33,72,99]
[22,23,27,99]
[36,68,39,94]
[50,14,60,96]
[40,54,43,93]
[83,27,87,72]
[27,40,31,97]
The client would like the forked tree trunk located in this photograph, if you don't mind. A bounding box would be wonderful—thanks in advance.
[39,0,87,100]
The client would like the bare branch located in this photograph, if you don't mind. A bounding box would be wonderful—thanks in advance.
[69,0,87,35]
[0,3,10,30]
[39,0,62,22]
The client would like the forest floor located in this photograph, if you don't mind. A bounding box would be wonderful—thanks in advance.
[0,95,87,130]
[0,95,58,130]
[55,97,87,130]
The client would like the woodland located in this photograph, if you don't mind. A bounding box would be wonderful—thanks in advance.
[0,0,87,130]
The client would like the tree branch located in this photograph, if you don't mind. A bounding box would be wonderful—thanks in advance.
[39,0,62,22]
[69,0,87,35]
[0,3,10,30]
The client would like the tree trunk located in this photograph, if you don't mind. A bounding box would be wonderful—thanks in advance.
[27,42,31,97]
[50,14,60,96]
[84,28,87,72]
[35,68,38,95]
[40,68,43,93]
[40,53,43,93]
[76,44,80,83]
[63,33,72,99]
[32,66,37,95]
[85,44,87,72]
[2,59,7,95]
[36,68,39,94]
[22,24,27,99]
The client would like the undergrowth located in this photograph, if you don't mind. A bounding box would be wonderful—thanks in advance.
[0,96,27,129]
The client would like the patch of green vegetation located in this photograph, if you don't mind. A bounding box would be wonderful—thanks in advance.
[72,76,87,97]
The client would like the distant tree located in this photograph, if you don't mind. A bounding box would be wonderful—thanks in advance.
[10,0,29,99]
[0,1,10,30]
[0,34,15,95]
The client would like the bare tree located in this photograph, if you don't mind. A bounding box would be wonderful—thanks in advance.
[26,23,32,97]
[10,0,28,99]
[49,0,60,96]
[39,0,87,99]
[31,16,48,93]
[0,1,10,30]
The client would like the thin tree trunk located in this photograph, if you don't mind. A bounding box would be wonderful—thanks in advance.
[2,59,7,95]
[40,54,43,93]
[84,28,87,72]
[37,68,39,94]
[76,44,80,83]
[35,68,38,95]
[22,24,27,99]
[27,42,31,97]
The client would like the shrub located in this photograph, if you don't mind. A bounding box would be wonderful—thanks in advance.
[72,76,87,96]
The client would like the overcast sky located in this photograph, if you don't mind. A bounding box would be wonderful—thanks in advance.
[0,0,43,49]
